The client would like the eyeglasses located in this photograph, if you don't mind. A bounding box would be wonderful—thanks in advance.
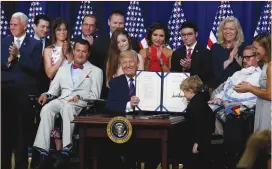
[243,55,256,61]
[181,32,194,38]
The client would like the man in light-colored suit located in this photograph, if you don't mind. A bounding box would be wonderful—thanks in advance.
[33,39,103,168]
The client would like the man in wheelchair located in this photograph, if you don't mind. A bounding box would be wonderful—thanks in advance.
[33,39,103,169]
[209,45,262,168]
[209,45,262,134]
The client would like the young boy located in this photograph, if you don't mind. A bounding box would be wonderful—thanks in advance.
[180,75,215,169]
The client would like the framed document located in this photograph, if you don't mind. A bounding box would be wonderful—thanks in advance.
[135,71,162,111]
[162,72,189,112]
[135,71,190,112]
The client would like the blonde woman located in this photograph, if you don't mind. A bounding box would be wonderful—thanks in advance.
[211,16,246,88]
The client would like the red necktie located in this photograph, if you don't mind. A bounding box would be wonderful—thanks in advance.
[187,48,192,59]
[72,64,83,69]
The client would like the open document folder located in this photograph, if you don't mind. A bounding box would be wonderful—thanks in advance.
[135,71,190,112]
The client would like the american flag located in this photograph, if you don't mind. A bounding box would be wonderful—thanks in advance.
[26,1,45,37]
[0,4,10,38]
[71,1,94,39]
[206,1,234,49]
[125,1,148,49]
[168,1,186,50]
[254,1,271,36]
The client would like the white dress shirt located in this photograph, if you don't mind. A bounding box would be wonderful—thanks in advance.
[14,33,26,49]
[71,62,88,88]
[185,41,197,55]
[214,66,262,108]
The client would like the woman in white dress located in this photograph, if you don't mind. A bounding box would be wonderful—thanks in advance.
[43,17,73,80]
[106,28,144,87]
[43,17,74,152]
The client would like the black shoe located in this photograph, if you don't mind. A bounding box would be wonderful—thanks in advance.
[53,151,69,169]
[34,153,49,169]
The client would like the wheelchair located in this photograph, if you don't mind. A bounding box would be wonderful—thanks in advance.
[209,83,257,168]
[28,94,106,168]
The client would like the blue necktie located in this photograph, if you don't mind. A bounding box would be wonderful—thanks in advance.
[129,78,135,98]
[41,39,45,50]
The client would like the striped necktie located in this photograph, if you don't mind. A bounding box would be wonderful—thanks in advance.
[129,78,135,98]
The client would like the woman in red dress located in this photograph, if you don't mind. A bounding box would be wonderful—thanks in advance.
[139,23,173,72]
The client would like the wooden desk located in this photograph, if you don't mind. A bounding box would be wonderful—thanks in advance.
[73,114,185,169]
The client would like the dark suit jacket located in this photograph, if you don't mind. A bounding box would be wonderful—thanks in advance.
[1,35,42,87]
[171,42,214,87]
[184,91,215,149]
[90,33,140,99]
[106,74,130,112]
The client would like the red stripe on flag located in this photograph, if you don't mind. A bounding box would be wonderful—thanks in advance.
[207,38,214,49]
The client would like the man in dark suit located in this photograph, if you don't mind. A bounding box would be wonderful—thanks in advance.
[71,14,98,47]
[107,50,160,169]
[91,10,140,99]
[1,12,42,169]
[33,14,51,94]
[33,14,51,50]
[107,50,140,112]
[171,21,213,88]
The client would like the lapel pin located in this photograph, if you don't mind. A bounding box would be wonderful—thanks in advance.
[196,50,198,53]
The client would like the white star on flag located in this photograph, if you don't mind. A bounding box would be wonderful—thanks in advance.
[125,1,148,49]
[206,1,234,49]
[168,1,187,50]
[26,1,45,37]
[254,1,271,36]
[72,1,94,39]
[0,4,10,38]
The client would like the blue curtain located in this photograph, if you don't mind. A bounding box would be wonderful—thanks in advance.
[2,1,265,46]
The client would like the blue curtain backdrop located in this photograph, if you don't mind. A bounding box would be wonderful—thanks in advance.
[2,1,266,46]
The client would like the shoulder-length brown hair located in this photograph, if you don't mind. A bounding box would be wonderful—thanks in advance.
[217,16,244,47]
[253,32,271,63]
[49,17,72,52]
[106,28,132,82]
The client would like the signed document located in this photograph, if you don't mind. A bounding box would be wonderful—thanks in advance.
[135,71,189,112]
[135,71,162,111]
[162,73,189,112]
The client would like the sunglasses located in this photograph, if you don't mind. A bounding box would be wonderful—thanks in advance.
[243,55,256,61]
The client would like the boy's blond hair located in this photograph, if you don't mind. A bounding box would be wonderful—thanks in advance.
[180,75,203,94]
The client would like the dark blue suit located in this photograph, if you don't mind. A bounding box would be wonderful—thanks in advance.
[107,74,130,113]
[1,35,42,85]
[1,35,42,169]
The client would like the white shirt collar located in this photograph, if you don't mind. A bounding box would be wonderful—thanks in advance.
[81,34,86,40]
[34,34,42,40]
[185,41,197,52]
[110,32,112,38]
[14,33,26,46]
[241,66,262,74]
[125,75,135,84]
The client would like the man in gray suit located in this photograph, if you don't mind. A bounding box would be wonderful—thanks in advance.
[33,39,103,168]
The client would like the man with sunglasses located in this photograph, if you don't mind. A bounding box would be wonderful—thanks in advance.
[210,45,262,109]
[209,45,262,168]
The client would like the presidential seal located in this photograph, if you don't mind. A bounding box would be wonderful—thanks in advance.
[107,116,132,144]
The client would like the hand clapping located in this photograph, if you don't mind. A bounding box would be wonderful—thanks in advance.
[8,43,20,61]
[85,35,94,46]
